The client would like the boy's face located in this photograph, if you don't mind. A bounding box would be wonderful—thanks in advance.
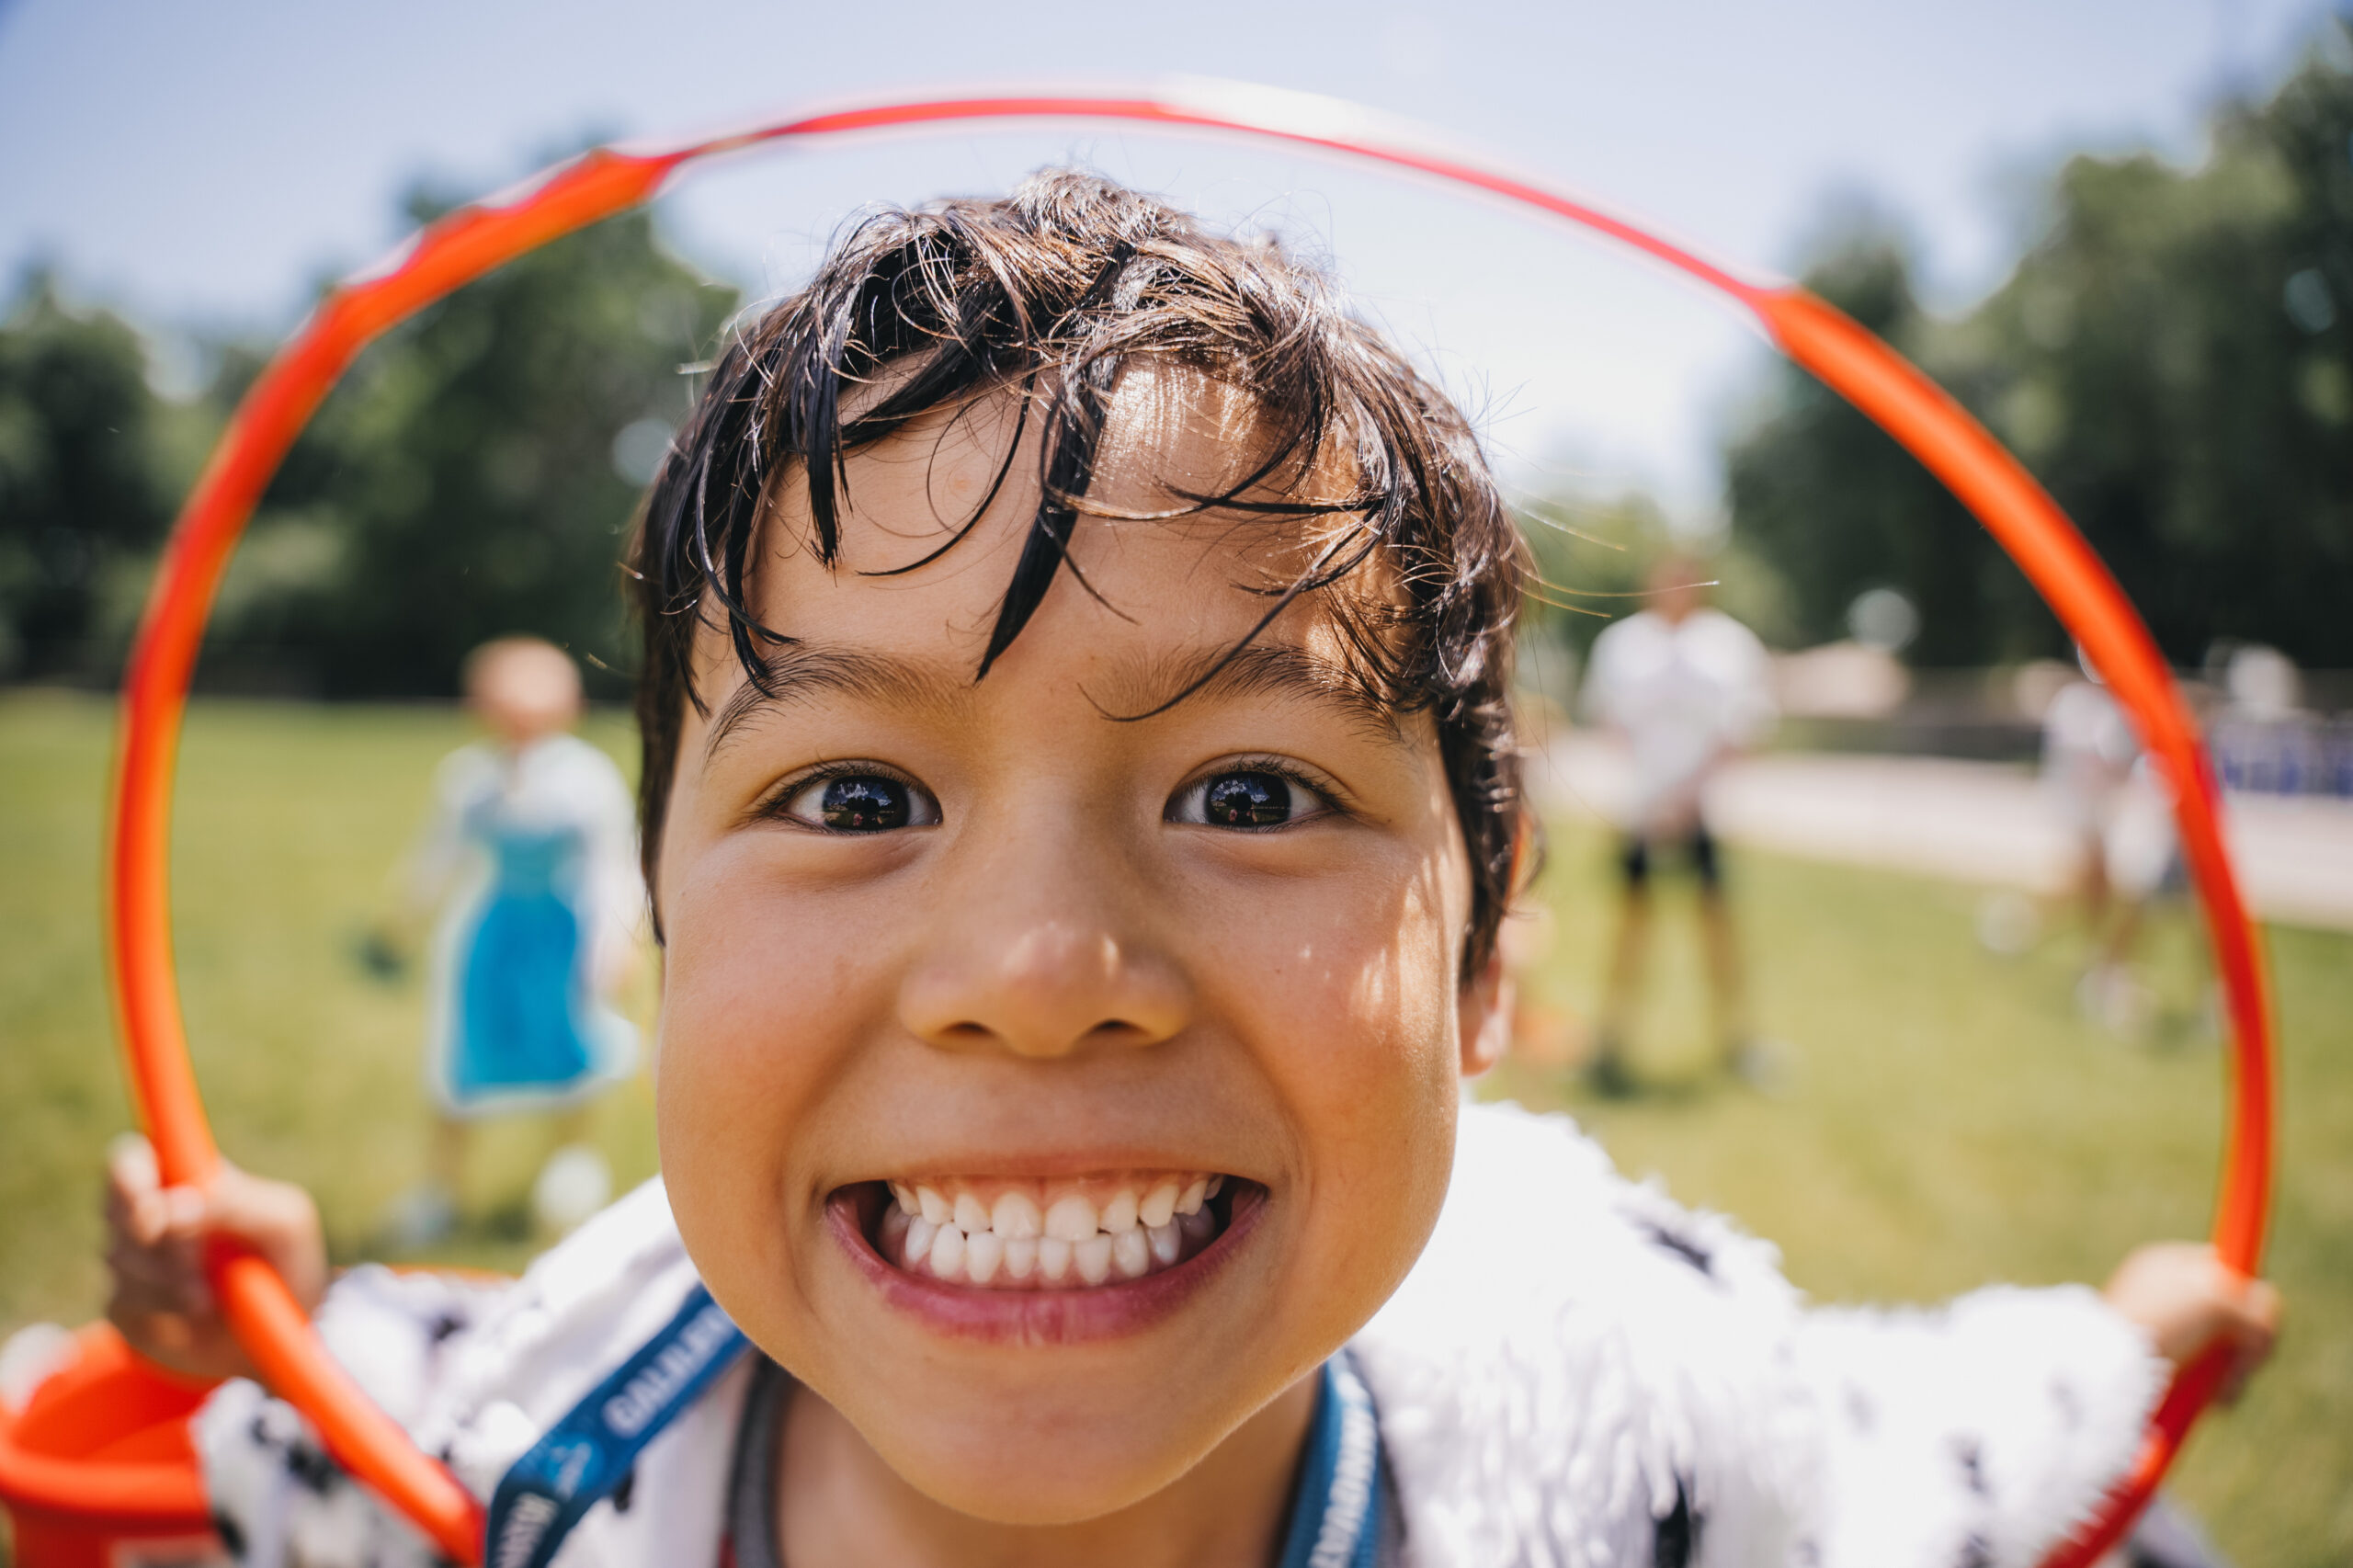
[655,374,1503,1524]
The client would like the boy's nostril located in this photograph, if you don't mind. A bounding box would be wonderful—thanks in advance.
[921,1017,1165,1052]
[897,922,1194,1056]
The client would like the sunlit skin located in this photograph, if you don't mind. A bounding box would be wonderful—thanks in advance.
[653,373,1510,1565]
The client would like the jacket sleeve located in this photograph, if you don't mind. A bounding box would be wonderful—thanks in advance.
[1794,1284,2165,1568]
[191,1178,730,1568]
[195,1265,509,1568]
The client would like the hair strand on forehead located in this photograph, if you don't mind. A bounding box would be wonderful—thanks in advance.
[630,168,1531,971]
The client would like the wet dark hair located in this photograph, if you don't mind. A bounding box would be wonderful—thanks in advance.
[629,169,1528,971]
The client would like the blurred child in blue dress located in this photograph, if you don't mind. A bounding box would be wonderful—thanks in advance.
[393,636,643,1241]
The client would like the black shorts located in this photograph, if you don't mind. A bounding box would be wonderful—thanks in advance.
[1620,825,1722,891]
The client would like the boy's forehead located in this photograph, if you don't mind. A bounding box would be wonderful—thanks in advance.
[820,362,1338,521]
[1086,365,1308,511]
[696,369,1392,710]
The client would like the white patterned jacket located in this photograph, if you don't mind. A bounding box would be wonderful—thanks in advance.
[198,1100,2162,1568]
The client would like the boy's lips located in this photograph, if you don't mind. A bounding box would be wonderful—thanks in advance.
[824,1175,1261,1346]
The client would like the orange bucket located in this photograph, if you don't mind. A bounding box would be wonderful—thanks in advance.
[0,1324,222,1567]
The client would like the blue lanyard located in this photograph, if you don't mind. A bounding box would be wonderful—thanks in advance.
[487,1295,1381,1568]
[1275,1353,1388,1568]
[484,1283,750,1568]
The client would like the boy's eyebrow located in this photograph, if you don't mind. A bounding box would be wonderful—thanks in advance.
[1101,642,1406,744]
[702,640,1405,755]
[702,645,970,757]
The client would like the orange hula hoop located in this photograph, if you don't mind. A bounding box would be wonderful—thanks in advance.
[107,81,2274,1566]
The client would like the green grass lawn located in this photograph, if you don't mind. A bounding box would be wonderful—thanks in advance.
[0,691,663,1321]
[2,690,2347,1563]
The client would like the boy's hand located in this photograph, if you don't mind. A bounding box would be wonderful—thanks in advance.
[2102,1242,2280,1404]
[103,1133,327,1383]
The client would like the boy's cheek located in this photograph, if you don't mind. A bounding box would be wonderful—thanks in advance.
[654,883,884,1268]
[1184,850,1461,1050]
[654,993,795,1263]
[1186,855,1462,1216]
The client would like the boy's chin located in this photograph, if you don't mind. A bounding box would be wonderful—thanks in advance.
[838,1350,1319,1530]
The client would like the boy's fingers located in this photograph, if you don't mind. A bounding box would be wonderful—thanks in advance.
[104,1148,328,1326]
[102,1167,135,1227]
[2230,1280,2279,1366]
[104,1138,221,1250]
[117,1183,208,1249]
[2209,1275,2278,1353]
[104,1234,215,1314]
[125,1191,165,1248]
[158,1182,210,1237]
[2211,1277,2280,1405]
[106,1258,210,1329]
[2237,1277,2282,1336]
[107,1131,159,1197]
[104,1233,186,1289]
[106,1143,166,1245]
[105,1136,170,1229]
[97,1142,311,1383]
[208,1165,328,1309]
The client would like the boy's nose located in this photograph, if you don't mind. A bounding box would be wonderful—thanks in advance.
[898,915,1193,1059]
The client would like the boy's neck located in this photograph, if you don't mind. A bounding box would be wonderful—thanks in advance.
[776,1372,1320,1568]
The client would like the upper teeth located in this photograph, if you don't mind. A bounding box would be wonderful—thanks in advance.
[875,1174,1224,1290]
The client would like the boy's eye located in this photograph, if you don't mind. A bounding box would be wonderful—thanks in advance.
[1169,767,1325,830]
[778,770,940,833]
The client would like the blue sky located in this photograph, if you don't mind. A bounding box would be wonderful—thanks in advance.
[0,0,2339,512]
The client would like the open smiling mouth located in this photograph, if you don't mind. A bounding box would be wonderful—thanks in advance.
[833,1173,1255,1294]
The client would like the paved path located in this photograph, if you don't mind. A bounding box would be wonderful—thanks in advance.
[1539,737,2353,933]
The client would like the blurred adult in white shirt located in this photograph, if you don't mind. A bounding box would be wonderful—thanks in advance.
[1580,555,1776,1092]
[2042,652,2204,1039]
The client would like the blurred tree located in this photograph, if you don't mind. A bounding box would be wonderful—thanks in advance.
[0,271,175,678]
[1726,27,2353,667]
[1723,219,2041,665]
[212,187,740,696]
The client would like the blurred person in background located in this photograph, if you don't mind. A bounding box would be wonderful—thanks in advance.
[2211,642,2316,795]
[2040,652,2211,1042]
[1581,554,1776,1093]
[2040,652,2139,938]
[2082,748,2195,1039]
[381,636,644,1243]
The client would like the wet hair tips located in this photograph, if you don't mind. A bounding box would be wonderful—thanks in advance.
[630,169,1529,971]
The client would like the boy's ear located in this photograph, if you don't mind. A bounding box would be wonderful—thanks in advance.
[1458,942,1512,1078]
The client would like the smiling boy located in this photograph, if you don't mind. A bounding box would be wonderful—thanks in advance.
[104,171,2275,1568]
